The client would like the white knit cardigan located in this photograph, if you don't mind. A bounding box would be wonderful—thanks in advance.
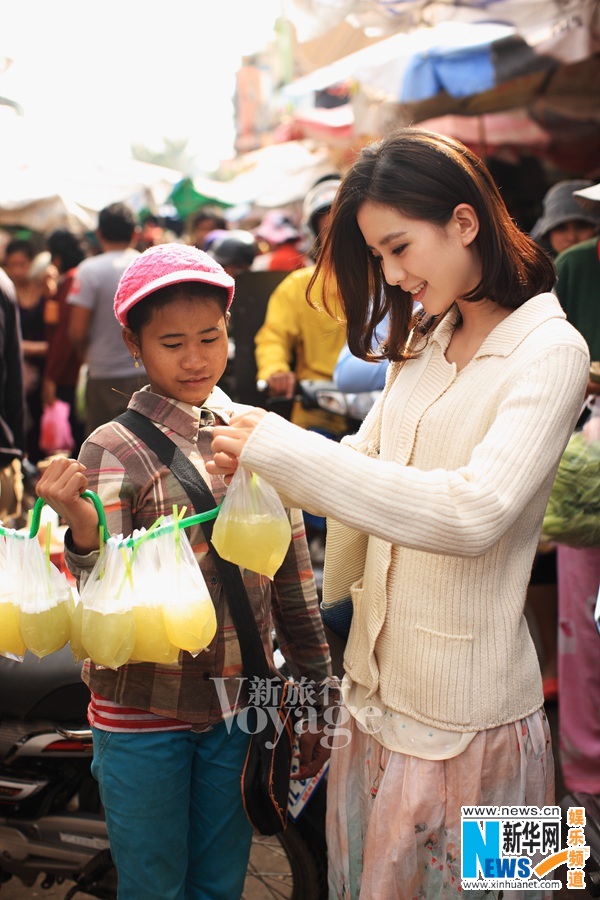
[241,294,590,731]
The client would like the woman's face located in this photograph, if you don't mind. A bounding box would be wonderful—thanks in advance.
[356,201,482,317]
[548,220,596,255]
[124,295,230,407]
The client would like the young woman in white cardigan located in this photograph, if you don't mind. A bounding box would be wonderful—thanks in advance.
[208,129,590,899]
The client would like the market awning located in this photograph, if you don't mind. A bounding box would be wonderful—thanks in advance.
[282,3,598,122]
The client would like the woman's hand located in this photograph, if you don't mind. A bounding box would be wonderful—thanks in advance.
[207,408,268,478]
[35,457,100,553]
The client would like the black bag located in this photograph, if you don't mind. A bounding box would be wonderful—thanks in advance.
[116,410,297,835]
[241,678,299,834]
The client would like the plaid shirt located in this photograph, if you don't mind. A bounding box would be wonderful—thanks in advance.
[65,386,332,730]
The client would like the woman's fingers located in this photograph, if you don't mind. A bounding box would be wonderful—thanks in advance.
[229,408,268,429]
[211,427,247,458]
[205,451,239,477]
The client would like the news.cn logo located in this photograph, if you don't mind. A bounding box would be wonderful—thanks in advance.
[461,804,590,891]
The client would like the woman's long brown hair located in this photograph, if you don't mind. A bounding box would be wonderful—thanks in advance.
[308,128,556,363]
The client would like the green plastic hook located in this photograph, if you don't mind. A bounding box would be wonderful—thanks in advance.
[27,490,110,543]
[120,503,222,548]
[6,490,220,549]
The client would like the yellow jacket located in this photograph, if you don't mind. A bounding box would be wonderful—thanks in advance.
[254,265,347,433]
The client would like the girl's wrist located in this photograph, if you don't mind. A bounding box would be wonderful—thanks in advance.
[68,501,102,554]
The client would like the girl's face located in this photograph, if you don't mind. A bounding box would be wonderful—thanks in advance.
[356,201,482,317]
[124,296,229,407]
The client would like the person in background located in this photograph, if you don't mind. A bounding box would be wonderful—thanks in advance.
[67,203,144,438]
[206,229,259,278]
[210,128,590,898]
[527,178,600,703]
[186,207,227,250]
[334,333,389,393]
[43,229,88,456]
[253,210,305,272]
[135,214,176,252]
[531,178,600,258]
[35,243,332,900]
[3,239,50,463]
[254,175,347,436]
[554,181,600,373]
[553,179,600,801]
[0,266,26,525]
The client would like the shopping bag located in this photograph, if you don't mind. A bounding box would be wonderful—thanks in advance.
[211,467,291,578]
[39,400,74,455]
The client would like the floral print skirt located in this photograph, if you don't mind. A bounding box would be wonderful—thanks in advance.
[326,708,554,900]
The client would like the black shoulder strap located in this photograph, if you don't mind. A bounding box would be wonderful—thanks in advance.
[114,408,271,681]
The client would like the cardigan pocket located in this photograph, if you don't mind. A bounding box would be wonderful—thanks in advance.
[342,579,365,670]
[414,624,474,726]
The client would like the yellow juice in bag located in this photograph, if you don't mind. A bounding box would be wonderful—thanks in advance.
[130,606,180,664]
[163,599,217,655]
[82,608,136,669]
[20,597,73,658]
[69,601,87,662]
[0,600,25,657]
[213,514,291,578]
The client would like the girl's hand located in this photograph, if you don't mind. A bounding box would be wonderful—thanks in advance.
[208,408,268,477]
[35,457,100,553]
[291,725,332,781]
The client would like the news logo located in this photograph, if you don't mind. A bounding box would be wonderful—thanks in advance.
[461,805,590,891]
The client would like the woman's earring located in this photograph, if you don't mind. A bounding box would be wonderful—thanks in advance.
[133,354,140,369]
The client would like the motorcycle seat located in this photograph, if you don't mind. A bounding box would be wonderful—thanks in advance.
[0,646,89,722]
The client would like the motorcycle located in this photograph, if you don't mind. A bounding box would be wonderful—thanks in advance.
[258,377,380,438]
[0,646,329,899]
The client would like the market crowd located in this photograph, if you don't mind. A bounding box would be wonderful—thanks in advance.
[1,146,599,898]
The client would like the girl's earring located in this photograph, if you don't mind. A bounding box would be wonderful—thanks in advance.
[133,354,140,369]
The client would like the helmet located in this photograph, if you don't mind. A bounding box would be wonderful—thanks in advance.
[203,228,230,253]
[207,230,258,269]
[302,176,342,239]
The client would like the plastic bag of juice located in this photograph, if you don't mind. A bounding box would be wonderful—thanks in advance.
[78,535,137,669]
[69,594,86,663]
[211,467,291,578]
[152,516,217,656]
[0,533,26,660]
[125,525,181,665]
[17,532,74,659]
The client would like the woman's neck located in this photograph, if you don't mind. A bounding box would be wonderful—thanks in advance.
[446,299,512,371]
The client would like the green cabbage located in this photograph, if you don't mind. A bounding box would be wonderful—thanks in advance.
[541,432,600,547]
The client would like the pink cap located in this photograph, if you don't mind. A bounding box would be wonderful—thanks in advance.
[113,243,235,327]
